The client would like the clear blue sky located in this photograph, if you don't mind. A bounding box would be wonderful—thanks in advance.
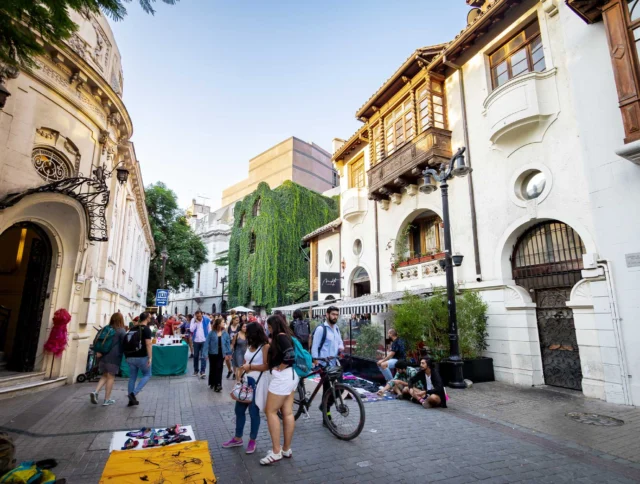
[110,0,470,209]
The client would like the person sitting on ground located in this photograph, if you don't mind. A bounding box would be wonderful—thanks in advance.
[376,360,422,397]
[377,329,406,381]
[406,357,447,408]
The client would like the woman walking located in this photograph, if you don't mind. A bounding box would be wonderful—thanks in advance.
[222,323,270,454]
[227,315,241,379]
[232,322,248,382]
[90,313,126,406]
[204,318,232,392]
[260,315,299,466]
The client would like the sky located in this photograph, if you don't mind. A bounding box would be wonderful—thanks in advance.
[110,0,470,210]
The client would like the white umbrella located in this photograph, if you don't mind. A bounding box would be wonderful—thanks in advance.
[230,306,254,313]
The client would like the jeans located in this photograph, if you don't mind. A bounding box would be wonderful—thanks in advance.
[234,398,260,440]
[379,358,398,381]
[193,342,206,374]
[126,357,152,395]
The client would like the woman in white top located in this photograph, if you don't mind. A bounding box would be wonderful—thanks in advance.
[221,322,270,455]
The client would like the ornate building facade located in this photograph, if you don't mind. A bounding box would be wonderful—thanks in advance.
[306,0,640,406]
[0,10,153,391]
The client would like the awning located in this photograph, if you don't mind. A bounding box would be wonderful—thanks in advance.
[312,288,432,317]
[271,300,322,316]
[230,306,254,313]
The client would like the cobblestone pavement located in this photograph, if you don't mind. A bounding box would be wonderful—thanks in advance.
[1,375,639,483]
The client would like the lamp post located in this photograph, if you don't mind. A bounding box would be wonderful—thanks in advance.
[159,247,169,322]
[420,147,471,389]
[220,275,228,312]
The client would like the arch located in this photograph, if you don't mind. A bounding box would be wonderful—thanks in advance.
[349,266,371,298]
[212,303,217,314]
[393,207,445,260]
[31,146,75,182]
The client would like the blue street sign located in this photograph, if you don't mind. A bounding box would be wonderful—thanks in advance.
[155,289,169,307]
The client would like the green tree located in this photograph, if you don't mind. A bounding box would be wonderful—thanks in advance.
[392,292,430,356]
[145,182,207,305]
[354,324,383,359]
[1,0,177,69]
[283,277,309,305]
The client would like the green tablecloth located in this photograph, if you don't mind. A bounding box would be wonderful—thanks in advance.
[120,342,189,377]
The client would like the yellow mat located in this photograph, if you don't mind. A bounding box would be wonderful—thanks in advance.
[99,440,216,483]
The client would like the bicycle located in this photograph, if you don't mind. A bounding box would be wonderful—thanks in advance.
[279,357,365,441]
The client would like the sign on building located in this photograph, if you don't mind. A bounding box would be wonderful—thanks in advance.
[320,272,341,294]
[155,289,169,307]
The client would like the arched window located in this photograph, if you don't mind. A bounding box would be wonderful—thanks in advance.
[185,305,188,315]
[407,212,443,258]
[250,232,256,254]
[252,198,261,217]
[212,303,216,314]
[239,213,246,228]
[32,147,73,182]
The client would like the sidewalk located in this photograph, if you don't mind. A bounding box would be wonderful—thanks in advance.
[0,375,639,483]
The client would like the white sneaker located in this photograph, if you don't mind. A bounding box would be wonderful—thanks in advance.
[102,399,116,406]
[282,448,293,458]
[90,392,98,404]
[260,449,283,465]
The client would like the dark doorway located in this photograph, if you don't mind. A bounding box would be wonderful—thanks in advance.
[212,303,216,314]
[512,221,585,391]
[352,267,370,298]
[0,223,52,372]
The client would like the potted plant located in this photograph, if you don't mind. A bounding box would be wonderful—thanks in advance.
[390,225,412,271]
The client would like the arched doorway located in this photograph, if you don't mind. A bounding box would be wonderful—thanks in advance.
[351,267,370,298]
[0,223,52,372]
[212,303,216,314]
[512,221,586,390]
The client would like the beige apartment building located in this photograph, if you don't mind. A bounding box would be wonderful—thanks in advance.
[222,137,337,206]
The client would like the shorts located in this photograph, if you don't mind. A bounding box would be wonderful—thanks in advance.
[268,367,300,396]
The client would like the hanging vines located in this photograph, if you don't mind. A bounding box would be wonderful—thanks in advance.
[229,181,338,309]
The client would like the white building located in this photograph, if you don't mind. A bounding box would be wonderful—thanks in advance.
[305,0,640,407]
[167,201,233,316]
[0,10,153,392]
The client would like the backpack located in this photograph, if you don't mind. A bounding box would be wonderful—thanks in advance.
[93,326,116,354]
[0,461,56,484]
[292,319,310,343]
[123,327,144,356]
[291,338,313,377]
[312,324,336,352]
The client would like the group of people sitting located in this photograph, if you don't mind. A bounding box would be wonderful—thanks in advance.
[376,329,447,408]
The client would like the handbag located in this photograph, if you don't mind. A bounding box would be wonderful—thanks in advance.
[230,345,264,403]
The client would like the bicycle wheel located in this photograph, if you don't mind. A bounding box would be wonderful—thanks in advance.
[322,383,365,441]
[278,379,306,421]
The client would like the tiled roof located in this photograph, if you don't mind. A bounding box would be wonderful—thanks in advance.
[331,125,368,162]
[302,218,342,242]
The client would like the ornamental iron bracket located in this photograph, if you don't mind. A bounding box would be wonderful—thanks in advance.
[0,165,112,241]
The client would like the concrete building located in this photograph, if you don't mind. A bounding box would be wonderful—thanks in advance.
[305,0,640,407]
[167,201,233,316]
[0,10,153,393]
[222,137,337,206]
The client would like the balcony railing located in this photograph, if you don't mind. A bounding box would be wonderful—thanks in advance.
[368,127,452,200]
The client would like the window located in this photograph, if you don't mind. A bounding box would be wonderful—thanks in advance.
[332,169,339,187]
[32,147,73,182]
[213,268,218,288]
[252,199,261,217]
[239,213,245,228]
[349,156,365,188]
[489,22,545,89]
[408,215,443,257]
[372,124,382,164]
[196,271,201,291]
[325,250,333,266]
[353,239,363,256]
[250,232,256,254]
[384,99,415,155]
[518,170,546,200]
[416,79,446,131]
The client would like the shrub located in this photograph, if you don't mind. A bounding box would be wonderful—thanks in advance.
[391,292,429,355]
[354,324,383,359]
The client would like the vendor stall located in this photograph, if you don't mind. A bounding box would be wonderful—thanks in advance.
[120,341,188,377]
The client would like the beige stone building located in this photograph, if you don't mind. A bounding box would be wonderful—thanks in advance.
[0,10,153,395]
[222,137,337,206]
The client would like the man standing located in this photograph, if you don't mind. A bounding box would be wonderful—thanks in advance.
[124,312,153,406]
[311,306,344,426]
[190,310,210,379]
[377,329,406,381]
[291,309,311,351]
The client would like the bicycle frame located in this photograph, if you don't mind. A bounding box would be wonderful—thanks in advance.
[297,364,340,419]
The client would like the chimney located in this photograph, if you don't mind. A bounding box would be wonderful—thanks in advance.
[332,138,346,155]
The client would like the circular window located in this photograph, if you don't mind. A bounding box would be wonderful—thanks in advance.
[353,239,363,256]
[32,147,72,182]
[521,171,546,200]
[325,250,333,266]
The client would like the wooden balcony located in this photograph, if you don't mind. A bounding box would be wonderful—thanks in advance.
[368,127,452,201]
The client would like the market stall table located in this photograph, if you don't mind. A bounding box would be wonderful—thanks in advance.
[120,341,188,377]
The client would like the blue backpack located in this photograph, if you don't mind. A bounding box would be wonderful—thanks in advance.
[291,338,313,377]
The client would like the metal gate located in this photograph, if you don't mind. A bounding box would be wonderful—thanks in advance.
[512,221,585,390]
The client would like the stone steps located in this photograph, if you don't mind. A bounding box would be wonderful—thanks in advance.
[0,372,67,400]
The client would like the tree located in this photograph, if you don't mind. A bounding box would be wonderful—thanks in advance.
[283,277,309,306]
[145,182,207,305]
[0,0,177,70]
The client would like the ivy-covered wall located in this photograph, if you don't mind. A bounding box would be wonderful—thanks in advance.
[228,181,338,309]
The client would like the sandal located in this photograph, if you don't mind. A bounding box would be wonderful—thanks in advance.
[260,449,283,465]
[126,427,152,439]
[122,438,139,450]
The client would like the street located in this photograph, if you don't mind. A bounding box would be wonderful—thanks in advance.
[2,375,640,483]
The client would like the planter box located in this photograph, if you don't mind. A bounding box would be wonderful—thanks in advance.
[397,260,409,268]
[436,357,494,386]
[340,355,386,385]
[407,257,420,265]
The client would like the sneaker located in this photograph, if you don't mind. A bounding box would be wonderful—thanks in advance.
[282,448,292,458]
[215,385,222,392]
[90,392,99,405]
[222,438,243,449]
[246,440,257,454]
[193,371,199,377]
[260,449,283,466]
[102,399,116,406]
[226,370,233,379]
[200,373,206,379]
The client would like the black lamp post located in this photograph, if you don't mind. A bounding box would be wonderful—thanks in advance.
[220,275,228,312]
[420,147,471,389]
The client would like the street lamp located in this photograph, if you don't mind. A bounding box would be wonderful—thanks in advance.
[420,147,471,389]
[220,275,228,312]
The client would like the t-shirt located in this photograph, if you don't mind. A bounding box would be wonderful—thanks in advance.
[128,325,152,358]
[269,334,293,369]
[390,338,406,360]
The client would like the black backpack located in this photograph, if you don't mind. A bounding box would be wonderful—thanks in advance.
[293,319,310,342]
[123,326,144,356]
